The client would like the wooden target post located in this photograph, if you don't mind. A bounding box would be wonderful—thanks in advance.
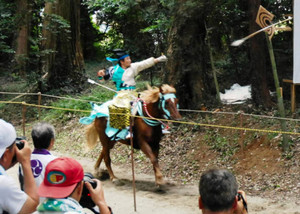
[283,79,300,113]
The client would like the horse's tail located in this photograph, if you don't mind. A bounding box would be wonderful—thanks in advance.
[85,122,99,149]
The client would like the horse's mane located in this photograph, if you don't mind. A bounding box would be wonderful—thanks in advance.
[140,84,176,103]
[161,84,176,94]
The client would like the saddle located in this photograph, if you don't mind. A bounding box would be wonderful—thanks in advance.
[79,91,138,141]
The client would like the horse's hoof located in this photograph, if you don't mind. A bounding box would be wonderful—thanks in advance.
[96,170,110,180]
[153,182,168,193]
[94,165,100,171]
[155,177,166,186]
[112,178,125,186]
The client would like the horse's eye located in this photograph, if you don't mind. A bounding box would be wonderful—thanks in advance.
[165,101,170,107]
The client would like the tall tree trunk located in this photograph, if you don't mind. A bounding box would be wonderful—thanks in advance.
[14,0,31,77]
[41,0,84,92]
[248,0,273,108]
[166,1,212,109]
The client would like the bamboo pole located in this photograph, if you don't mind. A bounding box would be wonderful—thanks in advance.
[207,40,221,104]
[129,116,137,212]
[205,23,221,104]
[265,33,289,151]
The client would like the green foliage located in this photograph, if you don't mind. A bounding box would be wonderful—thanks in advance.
[44,14,71,37]
[204,130,239,159]
[98,28,124,55]
[41,84,115,121]
[83,0,172,59]
[0,1,16,55]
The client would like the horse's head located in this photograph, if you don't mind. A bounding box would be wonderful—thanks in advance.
[139,84,181,120]
[159,84,182,120]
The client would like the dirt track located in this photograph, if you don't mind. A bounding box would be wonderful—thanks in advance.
[6,152,300,214]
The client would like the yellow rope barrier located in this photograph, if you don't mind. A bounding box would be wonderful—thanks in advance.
[137,116,299,135]
[0,101,91,113]
[0,91,103,104]
[2,91,299,121]
[1,100,299,136]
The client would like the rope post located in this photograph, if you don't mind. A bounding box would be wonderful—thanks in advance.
[38,92,41,121]
[22,102,27,136]
[129,115,137,212]
[238,111,245,153]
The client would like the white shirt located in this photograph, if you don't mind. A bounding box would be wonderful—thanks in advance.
[121,57,156,87]
[30,149,57,187]
[0,165,27,214]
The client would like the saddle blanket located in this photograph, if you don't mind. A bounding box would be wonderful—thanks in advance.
[79,101,128,140]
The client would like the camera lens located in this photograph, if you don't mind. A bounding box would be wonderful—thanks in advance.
[15,137,26,150]
[16,141,24,150]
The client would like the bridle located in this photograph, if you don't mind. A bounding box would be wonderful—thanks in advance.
[136,93,178,127]
[159,93,179,120]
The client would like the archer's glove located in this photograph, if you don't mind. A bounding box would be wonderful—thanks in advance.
[156,55,167,62]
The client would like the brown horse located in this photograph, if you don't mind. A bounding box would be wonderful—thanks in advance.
[85,84,181,185]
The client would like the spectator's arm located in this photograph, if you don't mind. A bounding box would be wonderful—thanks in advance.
[16,141,39,213]
[86,179,111,214]
[234,190,248,214]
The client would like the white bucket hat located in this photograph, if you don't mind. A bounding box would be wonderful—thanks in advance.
[0,119,17,158]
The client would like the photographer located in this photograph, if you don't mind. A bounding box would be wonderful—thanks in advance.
[199,169,248,214]
[35,157,112,214]
[0,119,39,213]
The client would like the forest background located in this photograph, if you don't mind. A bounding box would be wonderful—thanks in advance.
[0,0,294,108]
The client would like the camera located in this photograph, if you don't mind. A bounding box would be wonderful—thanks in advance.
[237,192,248,212]
[11,137,26,165]
[15,137,26,150]
[79,172,97,210]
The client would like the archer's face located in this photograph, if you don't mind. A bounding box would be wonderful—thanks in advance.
[121,56,131,68]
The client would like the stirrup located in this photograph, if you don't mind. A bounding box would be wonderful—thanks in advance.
[162,128,171,134]
[125,132,133,139]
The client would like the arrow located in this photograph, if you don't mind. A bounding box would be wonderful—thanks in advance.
[87,78,117,93]
[231,17,292,46]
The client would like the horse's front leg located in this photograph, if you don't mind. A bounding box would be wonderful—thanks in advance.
[139,142,164,186]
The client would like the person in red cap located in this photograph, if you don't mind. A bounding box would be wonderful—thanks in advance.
[36,157,111,214]
[0,119,39,213]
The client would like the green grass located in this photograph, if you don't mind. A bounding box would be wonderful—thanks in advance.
[204,130,239,160]
[41,84,115,121]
